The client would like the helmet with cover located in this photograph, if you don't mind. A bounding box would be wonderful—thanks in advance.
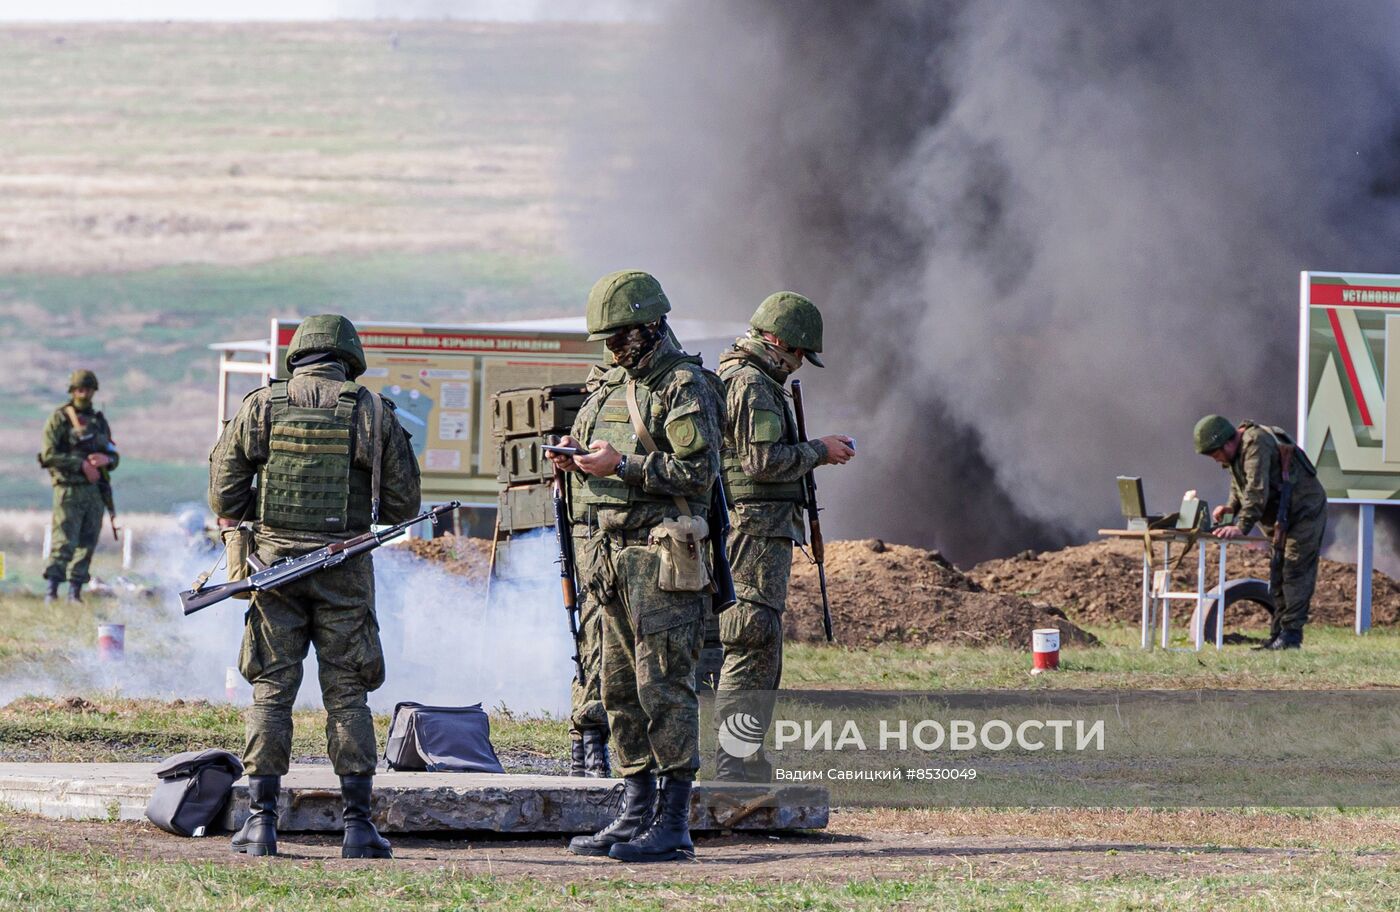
[585,270,671,340]
[284,314,368,379]
[750,291,825,367]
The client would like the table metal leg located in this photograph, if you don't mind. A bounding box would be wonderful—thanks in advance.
[1141,549,1151,650]
[1161,542,1171,649]
[1216,540,1227,650]
[1195,541,1206,651]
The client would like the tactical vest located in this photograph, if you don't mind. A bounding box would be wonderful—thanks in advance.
[1238,421,1318,485]
[718,361,804,504]
[571,358,708,514]
[258,380,374,533]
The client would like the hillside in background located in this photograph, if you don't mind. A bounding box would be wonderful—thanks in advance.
[0,22,635,511]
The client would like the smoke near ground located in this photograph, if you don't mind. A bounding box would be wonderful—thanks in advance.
[0,514,573,717]
[567,1,1400,563]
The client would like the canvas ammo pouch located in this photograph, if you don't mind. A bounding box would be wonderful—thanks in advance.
[145,749,244,837]
[222,524,255,599]
[384,702,505,773]
[651,515,711,592]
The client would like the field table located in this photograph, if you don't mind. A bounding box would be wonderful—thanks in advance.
[1098,529,1271,652]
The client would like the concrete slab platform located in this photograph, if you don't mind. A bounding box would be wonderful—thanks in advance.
[0,763,828,834]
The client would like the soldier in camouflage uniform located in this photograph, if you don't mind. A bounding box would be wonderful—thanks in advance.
[714,293,855,781]
[38,369,118,603]
[1195,415,1327,650]
[210,315,421,858]
[549,270,723,863]
[569,362,611,777]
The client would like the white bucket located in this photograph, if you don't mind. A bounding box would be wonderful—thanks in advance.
[1032,627,1061,671]
[97,623,125,661]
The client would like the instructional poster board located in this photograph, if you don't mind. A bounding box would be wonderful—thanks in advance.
[1299,271,1400,503]
[273,320,600,504]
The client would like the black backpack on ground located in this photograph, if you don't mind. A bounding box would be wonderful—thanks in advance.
[383,702,505,773]
[145,749,245,837]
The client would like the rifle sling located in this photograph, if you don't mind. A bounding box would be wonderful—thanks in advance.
[624,380,692,518]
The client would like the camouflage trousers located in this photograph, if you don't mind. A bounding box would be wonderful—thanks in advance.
[715,531,789,763]
[590,533,704,781]
[44,483,105,585]
[238,550,385,777]
[1268,506,1327,637]
[570,530,607,734]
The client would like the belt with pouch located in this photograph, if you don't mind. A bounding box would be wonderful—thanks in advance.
[603,527,654,548]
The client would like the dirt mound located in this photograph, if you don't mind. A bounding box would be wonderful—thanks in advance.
[784,539,1098,649]
[970,538,1400,627]
[398,534,493,584]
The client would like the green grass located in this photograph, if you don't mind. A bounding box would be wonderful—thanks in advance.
[0,841,1393,911]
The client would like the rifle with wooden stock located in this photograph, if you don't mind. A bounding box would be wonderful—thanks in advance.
[790,379,834,642]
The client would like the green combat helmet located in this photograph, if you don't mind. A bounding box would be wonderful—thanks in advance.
[751,291,825,367]
[586,270,671,340]
[284,314,367,379]
[1194,414,1236,454]
[67,369,99,391]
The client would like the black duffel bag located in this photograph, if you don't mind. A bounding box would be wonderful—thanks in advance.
[145,749,244,837]
[384,702,505,773]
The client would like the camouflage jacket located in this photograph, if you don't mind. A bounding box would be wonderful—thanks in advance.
[717,342,826,540]
[1225,422,1327,535]
[39,400,119,487]
[208,362,422,556]
[570,338,723,532]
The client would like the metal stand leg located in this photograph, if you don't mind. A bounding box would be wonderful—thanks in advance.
[1216,541,1227,650]
[1195,542,1206,651]
[1358,503,1374,634]
[1141,548,1152,650]
[1161,542,1171,649]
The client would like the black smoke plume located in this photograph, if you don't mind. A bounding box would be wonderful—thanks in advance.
[568,0,1400,563]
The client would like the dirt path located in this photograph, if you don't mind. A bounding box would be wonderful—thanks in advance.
[4,809,1391,883]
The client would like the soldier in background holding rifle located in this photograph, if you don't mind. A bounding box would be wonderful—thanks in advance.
[38,369,119,603]
[1194,414,1327,650]
[713,293,854,781]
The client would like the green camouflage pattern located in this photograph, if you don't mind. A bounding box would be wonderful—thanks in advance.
[569,341,722,780]
[592,534,705,780]
[238,551,384,776]
[750,292,825,365]
[39,400,118,584]
[67,369,99,391]
[717,344,825,537]
[585,270,671,340]
[1194,414,1235,454]
[44,484,105,585]
[1222,422,1329,636]
[284,313,368,379]
[210,359,421,778]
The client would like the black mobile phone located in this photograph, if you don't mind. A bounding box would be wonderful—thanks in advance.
[541,444,589,457]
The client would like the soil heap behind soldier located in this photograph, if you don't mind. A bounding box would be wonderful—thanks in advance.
[38,369,118,602]
[1194,414,1327,649]
[714,292,855,781]
[548,270,724,863]
[209,314,421,858]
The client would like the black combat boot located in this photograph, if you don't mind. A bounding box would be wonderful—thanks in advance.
[608,776,694,862]
[568,772,656,856]
[1267,629,1303,650]
[44,578,60,602]
[570,736,586,776]
[230,775,279,857]
[714,748,748,782]
[340,775,393,859]
[67,582,83,603]
[582,728,611,778]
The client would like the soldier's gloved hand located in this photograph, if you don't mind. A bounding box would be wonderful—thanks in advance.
[1211,504,1229,524]
[1213,525,1243,540]
[87,453,112,469]
[547,435,584,472]
[81,461,102,483]
[575,441,624,477]
[818,435,856,465]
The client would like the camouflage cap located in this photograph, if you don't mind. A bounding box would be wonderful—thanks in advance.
[285,314,367,379]
[68,369,99,391]
[585,270,671,340]
[751,291,825,367]
[1194,414,1236,454]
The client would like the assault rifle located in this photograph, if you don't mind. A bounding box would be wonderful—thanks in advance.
[710,478,737,613]
[550,454,587,684]
[791,380,834,642]
[179,502,459,615]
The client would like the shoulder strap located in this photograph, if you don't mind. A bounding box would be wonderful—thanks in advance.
[369,390,384,523]
[625,380,692,517]
[62,405,83,430]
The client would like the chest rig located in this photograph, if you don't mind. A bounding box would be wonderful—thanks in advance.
[258,380,373,533]
[718,361,804,504]
[571,362,707,514]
